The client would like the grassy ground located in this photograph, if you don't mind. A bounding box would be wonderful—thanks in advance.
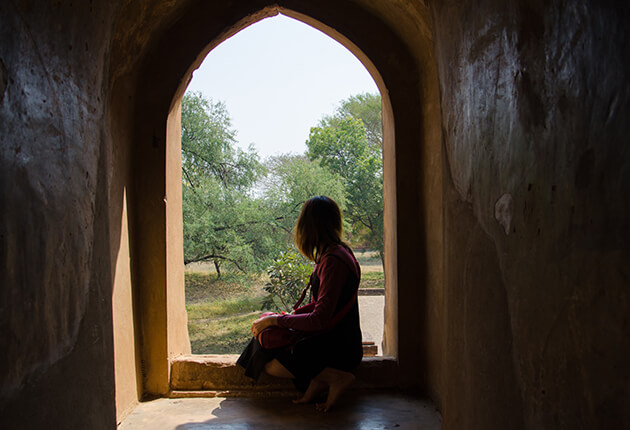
[188,310,260,354]
[360,271,384,289]
[186,272,268,354]
[186,250,384,354]
[354,250,382,267]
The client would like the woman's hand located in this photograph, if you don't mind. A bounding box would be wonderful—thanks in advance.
[251,315,278,337]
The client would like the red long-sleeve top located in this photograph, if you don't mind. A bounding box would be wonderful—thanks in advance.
[276,245,360,333]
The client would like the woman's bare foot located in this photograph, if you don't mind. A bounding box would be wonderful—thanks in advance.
[313,368,356,412]
[293,379,327,404]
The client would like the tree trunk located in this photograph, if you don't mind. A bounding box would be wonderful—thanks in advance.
[214,259,221,278]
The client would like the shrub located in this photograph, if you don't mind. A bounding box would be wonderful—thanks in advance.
[262,249,314,312]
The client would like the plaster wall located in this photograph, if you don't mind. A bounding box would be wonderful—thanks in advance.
[1,0,629,429]
[431,0,630,428]
[0,1,118,427]
[166,100,191,361]
[111,189,140,421]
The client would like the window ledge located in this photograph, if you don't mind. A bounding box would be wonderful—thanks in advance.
[170,354,399,394]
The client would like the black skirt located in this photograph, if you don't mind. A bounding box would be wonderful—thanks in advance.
[236,337,275,381]
[237,306,363,392]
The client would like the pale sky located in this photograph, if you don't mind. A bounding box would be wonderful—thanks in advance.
[185,14,379,160]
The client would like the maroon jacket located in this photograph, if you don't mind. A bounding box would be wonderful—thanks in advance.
[277,245,360,333]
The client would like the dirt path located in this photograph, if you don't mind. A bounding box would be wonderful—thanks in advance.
[358,296,384,355]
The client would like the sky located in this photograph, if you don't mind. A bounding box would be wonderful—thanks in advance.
[185,14,379,160]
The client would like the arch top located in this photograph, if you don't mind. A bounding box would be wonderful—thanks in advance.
[172,6,388,111]
[278,8,388,97]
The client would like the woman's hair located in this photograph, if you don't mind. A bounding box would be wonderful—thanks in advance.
[294,196,344,262]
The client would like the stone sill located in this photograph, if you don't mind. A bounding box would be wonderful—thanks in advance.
[358,288,385,296]
[170,354,398,395]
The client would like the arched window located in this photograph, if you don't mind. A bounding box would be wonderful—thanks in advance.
[178,14,386,358]
[127,2,440,396]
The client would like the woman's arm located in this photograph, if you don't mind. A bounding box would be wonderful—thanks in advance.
[293,301,315,314]
[251,314,278,337]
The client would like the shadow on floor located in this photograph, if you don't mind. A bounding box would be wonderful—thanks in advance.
[120,391,441,430]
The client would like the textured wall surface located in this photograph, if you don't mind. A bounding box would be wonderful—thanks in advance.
[1,0,629,429]
[432,0,630,428]
[0,1,118,427]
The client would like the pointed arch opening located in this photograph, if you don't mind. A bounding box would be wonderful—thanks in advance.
[125,1,442,397]
[177,12,388,359]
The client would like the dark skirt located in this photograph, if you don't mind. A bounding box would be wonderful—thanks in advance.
[236,337,276,381]
[237,317,362,392]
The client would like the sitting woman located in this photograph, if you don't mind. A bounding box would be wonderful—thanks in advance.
[237,195,363,412]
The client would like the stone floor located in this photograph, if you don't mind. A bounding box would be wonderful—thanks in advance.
[119,391,442,429]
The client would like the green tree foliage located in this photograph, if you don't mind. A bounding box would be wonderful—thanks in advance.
[181,91,384,278]
[306,93,384,264]
[181,93,260,190]
[182,92,274,276]
[256,157,345,309]
[338,93,382,150]
[261,154,347,235]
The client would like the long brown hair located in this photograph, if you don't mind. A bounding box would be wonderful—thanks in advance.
[294,196,344,262]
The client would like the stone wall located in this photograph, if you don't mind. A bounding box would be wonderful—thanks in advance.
[431,0,630,428]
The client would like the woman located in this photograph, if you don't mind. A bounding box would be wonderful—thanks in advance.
[237,196,363,412]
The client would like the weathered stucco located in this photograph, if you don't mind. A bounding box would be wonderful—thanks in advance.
[0,0,628,429]
[0,1,118,427]
[432,0,630,428]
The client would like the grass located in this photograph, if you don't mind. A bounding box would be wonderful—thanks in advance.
[185,251,385,354]
[185,271,270,354]
[188,311,258,354]
[360,271,384,289]
[354,250,382,266]
[185,272,259,304]
[186,295,265,320]
[185,272,282,354]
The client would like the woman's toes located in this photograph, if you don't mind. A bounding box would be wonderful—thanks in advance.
[315,402,330,413]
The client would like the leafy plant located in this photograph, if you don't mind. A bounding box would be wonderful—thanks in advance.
[262,249,314,312]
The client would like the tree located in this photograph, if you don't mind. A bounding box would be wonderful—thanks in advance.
[182,92,274,276]
[181,91,384,275]
[261,154,347,234]
[306,94,384,264]
[181,92,261,191]
[338,93,382,151]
